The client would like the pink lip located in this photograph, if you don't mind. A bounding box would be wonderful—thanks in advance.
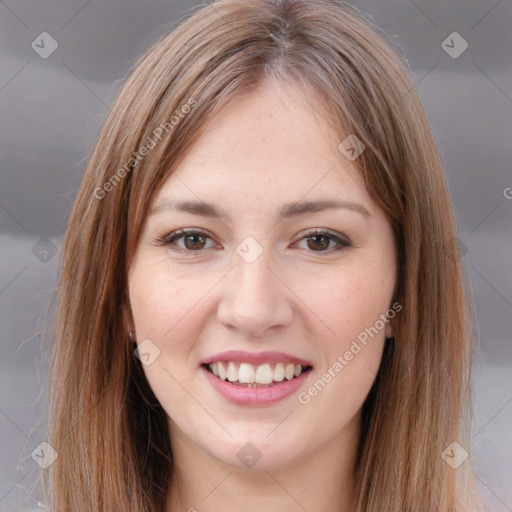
[201,350,312,367]
[201,366,313,406]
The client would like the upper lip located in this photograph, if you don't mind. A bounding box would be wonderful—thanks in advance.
[201,350,313,367]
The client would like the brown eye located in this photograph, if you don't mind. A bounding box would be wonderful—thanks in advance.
[297,230,351,252]
[182,233,207,250]
[306,234,331,251]
[157,228,350,255]
[158,229,216,253]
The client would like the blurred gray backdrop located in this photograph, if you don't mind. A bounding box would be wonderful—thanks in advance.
[1,0,511,510]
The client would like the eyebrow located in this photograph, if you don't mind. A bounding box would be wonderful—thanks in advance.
[149,198,371,219]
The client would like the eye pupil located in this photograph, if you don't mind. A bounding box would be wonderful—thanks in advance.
[307,234,330,251]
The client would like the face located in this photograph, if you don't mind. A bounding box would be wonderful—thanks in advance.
[127,80,397,471]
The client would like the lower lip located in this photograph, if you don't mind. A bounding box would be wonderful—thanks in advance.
[201,366,312,406]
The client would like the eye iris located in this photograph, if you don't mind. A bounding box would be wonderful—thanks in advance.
[184,233,206,250]
[307,234,330,251]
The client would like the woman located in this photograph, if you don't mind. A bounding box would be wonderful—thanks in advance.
[42,0,485,510]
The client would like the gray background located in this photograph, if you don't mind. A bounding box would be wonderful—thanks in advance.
[1,0,511,510]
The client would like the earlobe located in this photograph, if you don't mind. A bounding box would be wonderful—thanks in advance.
[385,322,394,339]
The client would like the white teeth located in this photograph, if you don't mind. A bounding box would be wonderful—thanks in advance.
[217,361,227,381]
[210,363,219,377]
[238,362,256,383]
[227,362,238,382]
[208,361,307,384]
[273,362,285,382]
[284,363,295,380]
[255,363,274,384]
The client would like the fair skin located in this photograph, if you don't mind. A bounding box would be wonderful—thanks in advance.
[127,79,397,512]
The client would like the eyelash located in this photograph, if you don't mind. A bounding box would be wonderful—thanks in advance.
[155,228,351,254]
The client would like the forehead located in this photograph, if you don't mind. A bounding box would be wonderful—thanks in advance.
[152,80,370,211]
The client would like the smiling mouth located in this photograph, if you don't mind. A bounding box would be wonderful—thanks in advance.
[203,361,313,388]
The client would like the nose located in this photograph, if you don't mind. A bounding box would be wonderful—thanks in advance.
[216,247,294,337]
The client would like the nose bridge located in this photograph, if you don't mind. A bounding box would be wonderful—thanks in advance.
[217,238,293,335]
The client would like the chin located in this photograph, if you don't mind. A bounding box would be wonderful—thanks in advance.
[204,428,306,471]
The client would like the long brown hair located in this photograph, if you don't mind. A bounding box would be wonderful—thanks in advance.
[42,0,485,510]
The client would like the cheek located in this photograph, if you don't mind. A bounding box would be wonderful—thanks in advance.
[129,259,211,342]
[128,260,219,405]
[128,263,208,425]
[294,262,393,420]
[299,264,394,352]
